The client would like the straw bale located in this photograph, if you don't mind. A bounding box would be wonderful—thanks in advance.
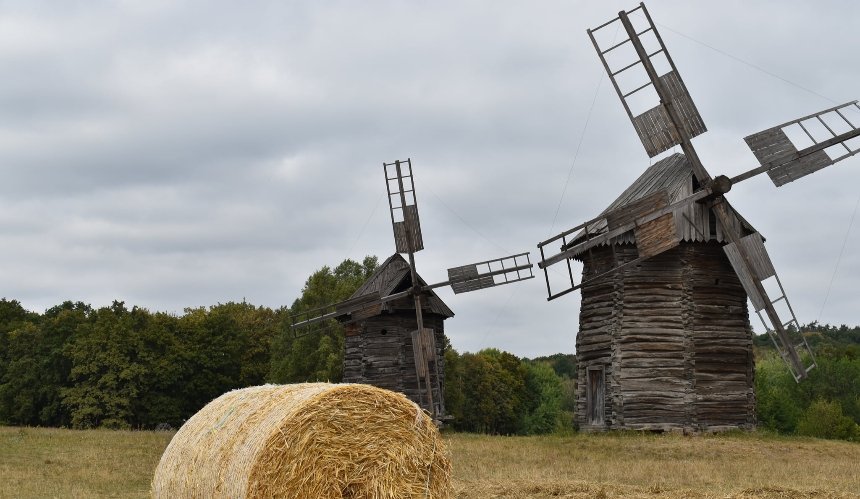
[151,383,452,499]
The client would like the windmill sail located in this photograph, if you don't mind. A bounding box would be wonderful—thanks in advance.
[587,3,706,158]
[743,101,860,186]
[722,232,816,381]
[384,159,424,253]
[446,253,534,294]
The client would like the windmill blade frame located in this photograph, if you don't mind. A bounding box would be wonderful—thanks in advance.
[721,232,816,380]
[740,100,860,186]
[384,158,437,413]
[588,2,706,159]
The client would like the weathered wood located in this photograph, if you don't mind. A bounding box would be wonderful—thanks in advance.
[342,308,447,415]
[606,190,670,230]
[576,242,755,432]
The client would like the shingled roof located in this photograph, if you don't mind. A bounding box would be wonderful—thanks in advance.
[573,153,757,249]
[348,253,454,318]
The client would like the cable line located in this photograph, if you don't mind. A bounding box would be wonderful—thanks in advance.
[818,192,860,322]
[657,22,836,105]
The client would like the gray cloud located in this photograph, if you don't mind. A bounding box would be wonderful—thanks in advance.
[0,0,857,357]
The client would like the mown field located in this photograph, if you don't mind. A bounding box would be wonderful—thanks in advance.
[0,426,858,498]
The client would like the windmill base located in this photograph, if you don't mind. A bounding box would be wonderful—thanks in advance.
[343,312,446,415]
[575,242,757,432]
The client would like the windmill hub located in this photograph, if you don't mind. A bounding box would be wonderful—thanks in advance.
[710,175,732,196]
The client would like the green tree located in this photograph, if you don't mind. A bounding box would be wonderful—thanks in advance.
[442,348,466,424]
[269,256,378,383]
[128,311,188,428]
[176,305,247,414]
[455,349,527,434]
[0,323,44,425]
[61,301,148,429]
[0,301,88,426]
[522,361,564,434]
[756,355,803,433]
[0,299,40,414]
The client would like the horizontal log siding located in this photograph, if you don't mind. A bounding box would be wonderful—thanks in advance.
[577,241,755,432]
[618,246,689,429]
[576,246,626,431]
[690,243,755,430]
[343,312,446,414]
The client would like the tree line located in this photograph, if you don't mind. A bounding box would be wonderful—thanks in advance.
[0,255,573,434]
[0,256,858,440]
[754,322,860,441]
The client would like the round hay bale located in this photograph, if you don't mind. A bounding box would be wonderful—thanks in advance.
[151,383,452,499]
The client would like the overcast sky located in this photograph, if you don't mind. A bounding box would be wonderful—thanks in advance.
[1,0,858,358]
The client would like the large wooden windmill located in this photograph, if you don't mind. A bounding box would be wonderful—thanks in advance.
[292,158,534,419]
[538,3,859,431]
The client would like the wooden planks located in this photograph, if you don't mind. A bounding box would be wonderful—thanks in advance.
[634,213,680,259]
[722,232,775,312]
[448,263,495,294]
[631,71,707,158]
[570,154,755,258]
[342,312,447,415]
[393,205,424,253]
[576,242,755,432]
[744,128,832,187]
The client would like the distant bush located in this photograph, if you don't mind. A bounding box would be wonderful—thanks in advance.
[795,399,860,441]
[754,325,860,442]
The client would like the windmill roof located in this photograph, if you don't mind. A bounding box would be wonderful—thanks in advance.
[572,153,757,251]
[349,253,454,318]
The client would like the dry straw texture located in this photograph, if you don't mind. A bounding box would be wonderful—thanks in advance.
[151,383,451,498]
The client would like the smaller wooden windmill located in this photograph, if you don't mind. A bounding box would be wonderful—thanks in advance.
[537,3,859,431]
[292,158,534,419]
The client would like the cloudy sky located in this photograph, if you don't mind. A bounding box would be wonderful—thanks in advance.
[1,0,858,358]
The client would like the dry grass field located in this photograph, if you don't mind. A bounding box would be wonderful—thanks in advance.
[0,426,858,498]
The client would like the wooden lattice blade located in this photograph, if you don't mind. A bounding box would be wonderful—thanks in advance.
[445,252,534,294]
[720,231,816,381]
[632,71,707,157]
[588,3,706,158]
[721,232,775,311]
[384,159,424,253]
[393,205,424,253]
[744,101,860,187]
[289,293,380,331]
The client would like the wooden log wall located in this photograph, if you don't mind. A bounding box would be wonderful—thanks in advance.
[690,243,756,430]
[343,311,446,414]
[575,246,622,430]
[576,241,755,432]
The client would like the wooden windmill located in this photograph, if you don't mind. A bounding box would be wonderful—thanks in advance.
[292,158,534,419]
[537,3,859,431]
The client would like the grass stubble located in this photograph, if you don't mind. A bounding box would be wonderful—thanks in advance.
[1,426,858,498]
[448,431,860,498]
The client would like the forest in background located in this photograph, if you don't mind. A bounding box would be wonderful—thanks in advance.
[0,257,859,440]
